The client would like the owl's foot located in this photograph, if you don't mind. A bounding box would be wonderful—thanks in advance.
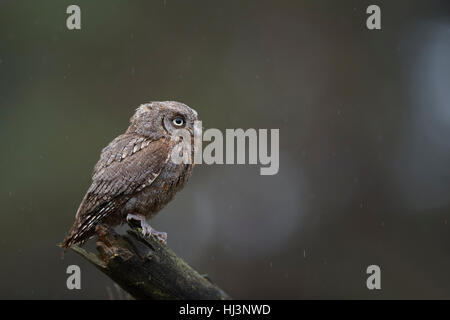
[150,229,168,244]
[126,214,168,244]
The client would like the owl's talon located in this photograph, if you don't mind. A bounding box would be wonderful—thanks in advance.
[126,213,167,243]
[142,225,153,237]
[151,231,168,244]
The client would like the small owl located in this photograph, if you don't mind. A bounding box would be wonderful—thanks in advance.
[61,101,198,248]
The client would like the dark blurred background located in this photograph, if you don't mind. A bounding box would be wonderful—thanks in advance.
[1,0,450,299]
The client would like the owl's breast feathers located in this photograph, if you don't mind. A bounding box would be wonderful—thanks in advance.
[61,134,175,248]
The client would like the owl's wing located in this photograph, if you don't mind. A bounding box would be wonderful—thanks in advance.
[62,134,173,248]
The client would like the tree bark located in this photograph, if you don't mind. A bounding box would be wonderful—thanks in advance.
[71,224,231,300]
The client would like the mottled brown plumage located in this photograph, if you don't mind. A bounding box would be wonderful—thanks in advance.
[62,101,198,248]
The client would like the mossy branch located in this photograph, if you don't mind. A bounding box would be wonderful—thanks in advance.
[71,224,231,300]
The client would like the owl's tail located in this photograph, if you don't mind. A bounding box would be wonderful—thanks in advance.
[61,226,91,249]
[60,213,99,249]
[61,198,120,249]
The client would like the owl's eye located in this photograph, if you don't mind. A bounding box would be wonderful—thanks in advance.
[172,117,184,126]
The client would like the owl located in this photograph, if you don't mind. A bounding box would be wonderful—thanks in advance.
[61,101,198,248]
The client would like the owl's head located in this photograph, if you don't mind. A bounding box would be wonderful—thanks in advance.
[128,101,199,139]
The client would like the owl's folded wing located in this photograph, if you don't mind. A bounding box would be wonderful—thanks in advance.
[62,134,173,248]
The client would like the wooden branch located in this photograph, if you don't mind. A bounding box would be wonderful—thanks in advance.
[71,224,231,300]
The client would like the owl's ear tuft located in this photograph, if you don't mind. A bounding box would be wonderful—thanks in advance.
[136,104,152,112]
[143,103,154,111]
[130,105,149,122]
